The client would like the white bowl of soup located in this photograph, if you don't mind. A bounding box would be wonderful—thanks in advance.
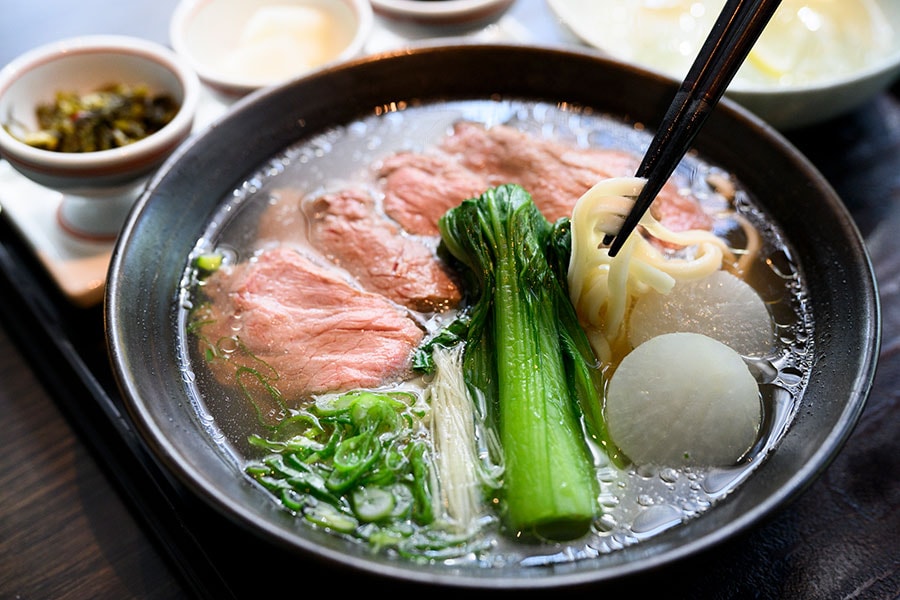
[170,0,374,98]
[548,0,900,130]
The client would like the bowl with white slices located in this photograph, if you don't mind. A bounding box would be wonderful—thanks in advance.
[549,0,900,130]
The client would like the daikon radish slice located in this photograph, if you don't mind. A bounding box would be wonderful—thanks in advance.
[628,270,773,357]
[606,332,761,467]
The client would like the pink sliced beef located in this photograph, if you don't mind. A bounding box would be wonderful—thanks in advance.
[197,120,716,402]
[379,122,712,236]
[198,247,425,401]
[307,188,461,312]
[378,152,490,236]
[256,187,462,313]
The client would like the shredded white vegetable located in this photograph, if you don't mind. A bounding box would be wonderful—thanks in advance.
[567,177,737,363]
[428,344,503,533]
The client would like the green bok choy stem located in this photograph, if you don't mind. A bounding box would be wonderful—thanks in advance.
[436,184,603,541]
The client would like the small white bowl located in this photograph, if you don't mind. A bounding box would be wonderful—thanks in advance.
[370,0,514,25]
[0,35,200,239]
[170,0,374,98]
[549,0,900,130]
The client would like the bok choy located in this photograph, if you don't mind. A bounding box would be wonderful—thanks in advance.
[426,183,609,541]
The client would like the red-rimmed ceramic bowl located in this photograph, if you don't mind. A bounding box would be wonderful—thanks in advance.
[0,35,199,239]
[0,35,199,190]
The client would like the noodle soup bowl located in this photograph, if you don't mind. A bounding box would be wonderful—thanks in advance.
[106,44,880,590]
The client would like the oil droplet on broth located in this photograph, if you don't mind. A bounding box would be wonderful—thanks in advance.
[702,466,752,495]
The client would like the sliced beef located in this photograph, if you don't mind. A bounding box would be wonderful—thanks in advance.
[306,188,462,312]
[442,121,639,223]
[378,152,490,236]
[256,187,462,312]
[379,122,712,235]
[198,247,425,402]
[253,188,310,246]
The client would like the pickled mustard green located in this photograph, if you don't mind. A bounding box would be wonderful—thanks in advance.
[11,83,178,153]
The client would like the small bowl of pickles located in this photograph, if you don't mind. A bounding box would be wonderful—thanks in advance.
[0,35,200,239]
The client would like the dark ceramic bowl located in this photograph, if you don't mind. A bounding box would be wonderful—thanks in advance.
[105,44,880,589]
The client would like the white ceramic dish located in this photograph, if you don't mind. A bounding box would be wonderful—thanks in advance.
[170,0,374,98]
[370,0,514,25]
[0,35,199,191]
[0,35,200,240]
[0,161,111,307]
[547,0,900,130]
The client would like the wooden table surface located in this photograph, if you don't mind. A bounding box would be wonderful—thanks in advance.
[1,2,898,599]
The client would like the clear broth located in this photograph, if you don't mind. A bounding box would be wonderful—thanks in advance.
[176,99,813,565]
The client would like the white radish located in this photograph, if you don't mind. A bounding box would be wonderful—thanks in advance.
[628,270,774,357]
[606,332,761,467]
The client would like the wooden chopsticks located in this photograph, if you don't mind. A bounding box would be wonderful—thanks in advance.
[605,0,783,256]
